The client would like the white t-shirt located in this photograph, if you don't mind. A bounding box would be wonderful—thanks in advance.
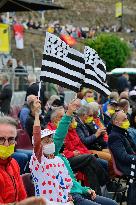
[29,153,73,204]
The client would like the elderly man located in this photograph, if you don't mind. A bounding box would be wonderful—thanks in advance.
[109,110,136,176]
[30,98,118,205]
[0,115,46,205]
[46,106,65,130]
[76,105,107,152]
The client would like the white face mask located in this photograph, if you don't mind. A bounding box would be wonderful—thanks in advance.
[43,143,55,155]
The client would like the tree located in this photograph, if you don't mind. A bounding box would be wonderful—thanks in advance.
[85,33,131,72]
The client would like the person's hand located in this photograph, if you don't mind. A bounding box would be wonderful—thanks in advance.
[66,98,81,116]
[17,197,46,205]
[33,99,41,114]
[95,128,106,138]
[87,189,96,200]
[73,150,80,156]
[68,194,74,202]
[101,128,107,135]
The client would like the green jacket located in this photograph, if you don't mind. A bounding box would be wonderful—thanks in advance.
[53,114,90,194]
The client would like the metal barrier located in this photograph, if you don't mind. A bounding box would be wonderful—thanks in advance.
[0,66,41,92]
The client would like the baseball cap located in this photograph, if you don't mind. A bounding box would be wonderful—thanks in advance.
[41,129,56,139]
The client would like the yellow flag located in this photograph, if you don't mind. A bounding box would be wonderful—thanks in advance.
[0,23,10,53]
[115,2,123,18]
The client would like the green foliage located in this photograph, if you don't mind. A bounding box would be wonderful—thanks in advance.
[85,33,131,72]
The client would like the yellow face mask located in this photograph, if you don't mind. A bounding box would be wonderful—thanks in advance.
[86,97,94,103]
[85,116,93,124]
[71,121,77,129]
[120,120,130,130]
[108,109,115,115]
[0,144,15,160]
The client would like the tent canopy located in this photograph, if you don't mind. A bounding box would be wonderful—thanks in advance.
[111,68,136,75]
[0,0,64,12]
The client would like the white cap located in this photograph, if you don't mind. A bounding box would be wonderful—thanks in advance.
[32,129,56,144]
[41,129,56,139]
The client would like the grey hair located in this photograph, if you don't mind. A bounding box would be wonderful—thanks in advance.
[26,95,37,105]
[50,106,64,121]
[0,116,18,128]
[77,106,90,116]
[87,102,99,113]
[28,73,36,83]
[1,74,9,81]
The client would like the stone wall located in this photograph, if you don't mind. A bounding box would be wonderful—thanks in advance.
[11,29,136,68]
[47,0,136,28]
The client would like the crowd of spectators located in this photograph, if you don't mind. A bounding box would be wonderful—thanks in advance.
[0,13,136,41]
[1,11,136,205]
[0,69,136,204]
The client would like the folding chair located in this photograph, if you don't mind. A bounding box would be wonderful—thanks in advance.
[16,129,33,150]
[21,173,35,197]
[110,150,127,205]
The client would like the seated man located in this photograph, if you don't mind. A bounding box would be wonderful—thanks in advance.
[30,98,118,205]
[109,110,136,176]
[0,116,27,203]
[118,98,131,120]
[46,106,65,130]
[76,105,109,159]
[0,115,46,205]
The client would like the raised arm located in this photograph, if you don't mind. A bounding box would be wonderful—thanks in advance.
[33,100,42,162]
[54,98,81,155]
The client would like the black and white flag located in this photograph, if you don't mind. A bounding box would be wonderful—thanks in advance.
[40,32,85,92]
[84,46,111,96]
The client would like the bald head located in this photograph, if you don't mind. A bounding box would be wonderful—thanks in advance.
[112,111,128,127]
[118,99,129,113]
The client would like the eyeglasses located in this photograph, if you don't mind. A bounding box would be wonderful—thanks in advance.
[0,137,16,145]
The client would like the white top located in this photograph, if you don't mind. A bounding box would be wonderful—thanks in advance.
[29,153,73,204]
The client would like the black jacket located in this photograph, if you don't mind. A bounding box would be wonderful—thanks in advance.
[0,84,12,114]
[76,117,97,149]
[109,125,136,176]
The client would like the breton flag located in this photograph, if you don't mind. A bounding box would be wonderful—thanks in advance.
[84,46,111,96]
[40,32,85,92]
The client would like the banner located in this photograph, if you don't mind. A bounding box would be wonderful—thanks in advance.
[0,23,10,53]
[115,2,123,18]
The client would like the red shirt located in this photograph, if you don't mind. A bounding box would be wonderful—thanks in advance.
[0,157,27,203]
[63,128,92,158]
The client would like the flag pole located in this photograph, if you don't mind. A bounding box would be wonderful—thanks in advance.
[38,81,41,100]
